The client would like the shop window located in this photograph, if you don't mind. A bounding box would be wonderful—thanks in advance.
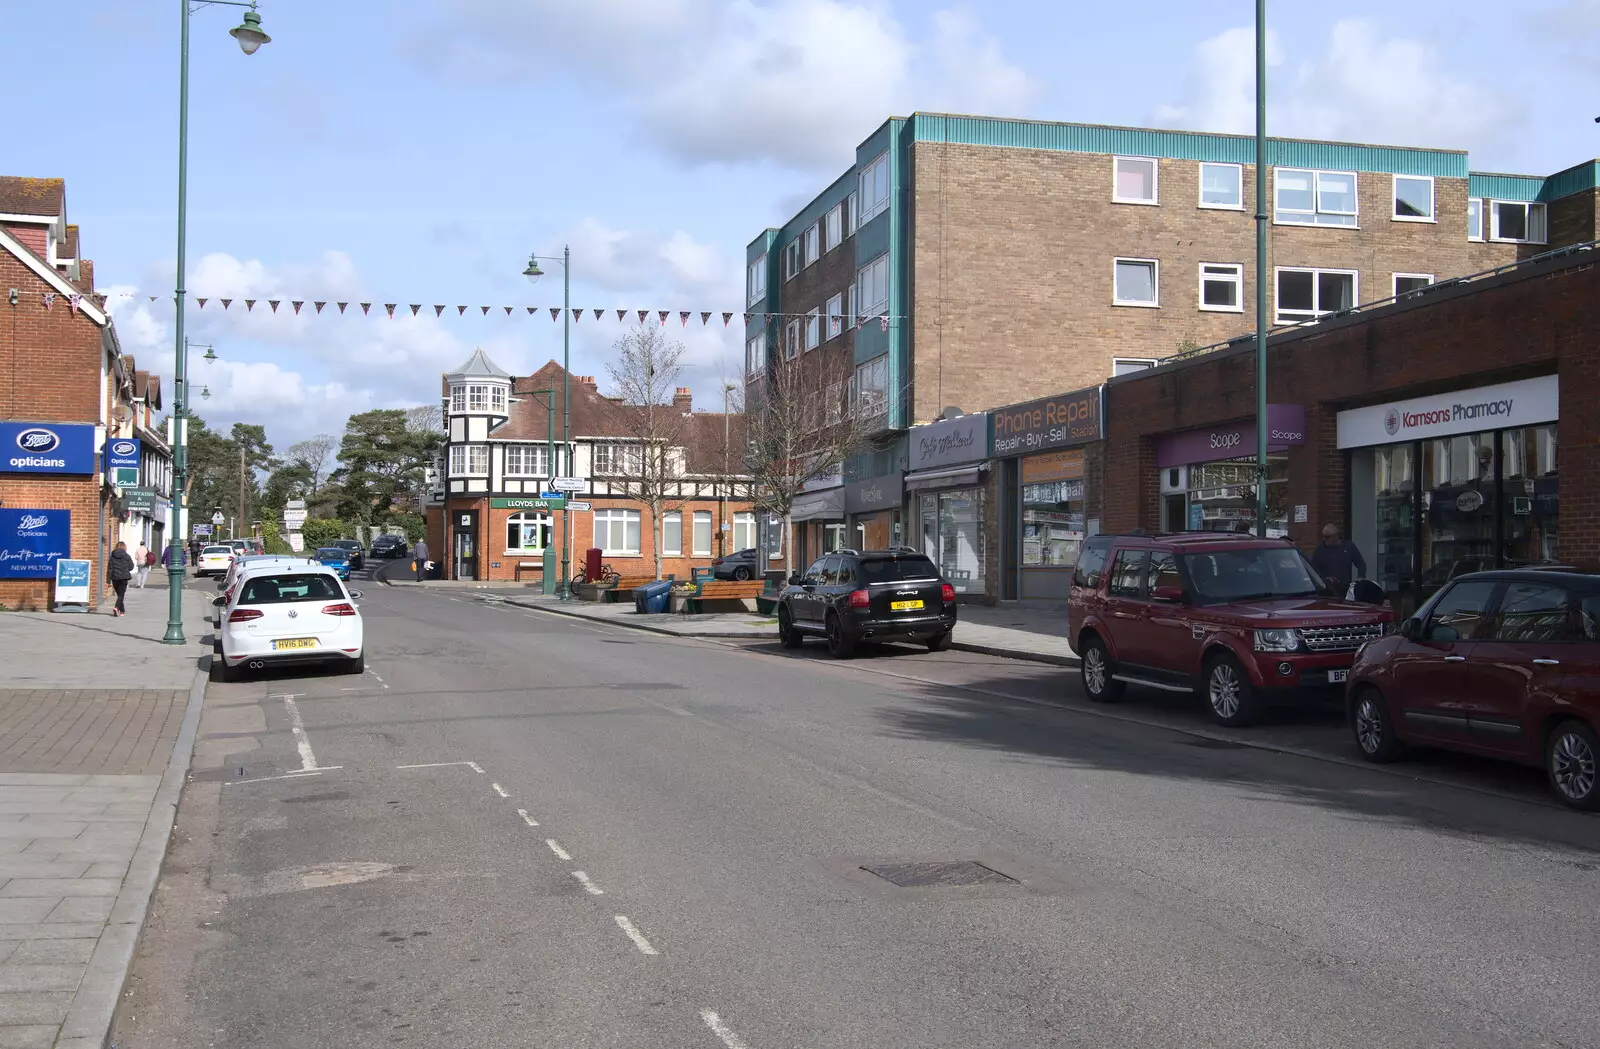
[919,489,985,593]
[1023,477,1085,568]
[1502,424,1558,565]
[505,512,551,553]
[1107,550,1147,597]
[692,511,713,556]
[594,509,641,555]
[1187,456,1288,536]
[822,523,846,553]
[1421,431,1496,594]
[1113,156,1158,204]
[662,511,682,556]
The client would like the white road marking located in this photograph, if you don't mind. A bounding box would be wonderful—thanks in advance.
[572,871,604,895]
[467,761,485,774]
[518,809,539,827]
[699,1010,752,1049]
[366,669,389,689]
[491,782,509,798]
[280,695,323,772]
[545,838,571,860]
[224,770,323,786]
[396,761,482,771]
[613,915,658,955]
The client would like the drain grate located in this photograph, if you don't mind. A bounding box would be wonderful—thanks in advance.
[1185,738,1247,750]
[860,861,1016,888]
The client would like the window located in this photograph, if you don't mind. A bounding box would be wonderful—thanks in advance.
[1467,197,1484,241]
[692,511,713,556]
[1113,258,1159,307]
[746,333,767,374]
[733,512,756,552]
[504,444,550,476]
[1275,267,1356,323]
[783,240,801,280]
[594,509,641,556]
[857,254,889,318]
[1107,549,1147,598]
[1112,358,1158,376]
[1393,273,1433,298]
[784,319,800,361]
[492,386,507,413]
[448,444,488,476]
[454,384,503,413]
[662,511,682,556]
[825,380,843,426]
[1199,162,1243,209]
[449,385,466,413]
[824,204,843,252]
[239,574,344,604]
[804,308,821,351]
[858,152,890,224]
[1424,580,1497,641]
[1113,156,1158,204]
[803,223,820,267]
[1146,551,1182,595]
[505,511,551,553]
[1073,538,1112,589]
[1393,175,1435,221]
[747,255,767,304]
[593,443,642,475]
[853,355,888,417]
[1489,583,1573,643]
[1490,200,1547,244]
[825,293,843,339]
[1275,168,1358,227]
[846,191,859,234]
[1199,262,1243,312]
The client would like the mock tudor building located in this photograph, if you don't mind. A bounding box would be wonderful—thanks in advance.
[425,351,752,585]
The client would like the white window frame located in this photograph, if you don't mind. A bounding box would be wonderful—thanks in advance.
[504,511,551,554]
[662,511,682,556]
[857,254,889,318]
[804,308,821,350]
[783,240,800,281]
[1274,168,1359,228]
[1467,197,1484,241]
[844,284,855,329]
[692,510,713,557]
[466,385,489,412]
[825,293,843,339]
[784,319,800,361]
[1112,358,1159,376]
[449,444,489,476]
[1489,199,1548,245]
[1198,162,1243,210]
[824,204,843,253]
[1274,266,1359,324]
[1393,272,1434,297]
[449,385,466,413]
[1392,175,1436,222]
[858,152,890,224]
[1112,257,1160,308]
[594,509,642,556]
[747,255,767,304]
[732,511,756,553]
[491,385,507,413]
[745,333,767,375]
[593,443,642,476]
[803,223,819,267]
[846,191,859,234]
[1113,156,1159,205]
[504,444,550,477]
[1197,262,1243,313]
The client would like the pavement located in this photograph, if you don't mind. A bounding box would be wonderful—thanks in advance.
[0,584,211,1049]
[111,583,1600,1049]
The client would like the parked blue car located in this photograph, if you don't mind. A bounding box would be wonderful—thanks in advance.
[313,547,353,580]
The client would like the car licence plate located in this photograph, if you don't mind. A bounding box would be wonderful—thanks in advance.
[1328,669,1348,683]
[273,638,318,651]
[890,600,924,611]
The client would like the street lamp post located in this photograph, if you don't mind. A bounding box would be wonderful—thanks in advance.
[523,247,572,598]
[163,0,270,645]
[1253,0,1269,539]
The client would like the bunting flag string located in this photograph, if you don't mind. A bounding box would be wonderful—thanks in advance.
[292,301,304,315]
[41,293,55,311]
[196,297,207,309]
[268,300,280,313]
[314,301,325,313]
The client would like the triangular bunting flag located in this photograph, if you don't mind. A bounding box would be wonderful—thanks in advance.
[268,300,280,313]
[385,304,396,318]
[435,305,446,317]
[743,313,751,324]
[572,309,581,324]
[336,302,347,314]
[40,293,55,311]
[617,309,627,322]
[505,306,514,316]
[196,298,207,309]
[588,309,599,321]
[457,306,467,316]
[411,304,422,316]
[314,301,326,313]
[550,308,560,321]
[680,311,690,327]
[148,295,158,302]
[67,294,82,314]
[220,298,232,310]
[292,300,304,315]
[638,310,648,324]
[659,311,670,325]
[700,312,711,325]
[526,307,537,315]
[722,312,733,326]
[481,306,491,315]
[245,299,256,312]
[880,314,889,332]
[360,302,371,315]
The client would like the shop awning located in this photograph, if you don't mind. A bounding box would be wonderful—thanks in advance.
[791,487,845,522]
[904,463,987,492]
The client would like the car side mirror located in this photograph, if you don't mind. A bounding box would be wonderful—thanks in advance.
[212,596,225,608]
[1151,584,1186,603]
[788,574,804,586]
[1396,618,1420,640]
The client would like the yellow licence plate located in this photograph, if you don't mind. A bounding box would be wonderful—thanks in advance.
[890,600,924,611]
[273,638,318,651]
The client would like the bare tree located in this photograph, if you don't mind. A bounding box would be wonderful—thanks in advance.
[404,403,446,436]
[737,351,883,574]
[602,325,694,581]
[285,434,338,496]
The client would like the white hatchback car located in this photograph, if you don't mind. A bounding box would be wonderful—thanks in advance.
[219,554,318,597]
[195,544,235,578]
[212,565,364,683]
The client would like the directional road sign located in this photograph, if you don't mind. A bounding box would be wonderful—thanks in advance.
[550,477,586,492]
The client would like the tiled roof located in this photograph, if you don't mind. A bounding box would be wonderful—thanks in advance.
[0,177,65,217]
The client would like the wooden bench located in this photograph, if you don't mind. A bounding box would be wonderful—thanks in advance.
[602,575,671,602]
[683,579,765,613]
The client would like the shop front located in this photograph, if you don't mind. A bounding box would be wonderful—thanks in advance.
[844,474,903,551]
[991,385,1104,601]
[1153,405,1307,538]
[790,466,845,567]
[906,413,989,595]
[1337,374,1558,616]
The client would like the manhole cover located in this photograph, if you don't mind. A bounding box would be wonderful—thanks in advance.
[860,861,1016,888]
[1185,738,1247,750]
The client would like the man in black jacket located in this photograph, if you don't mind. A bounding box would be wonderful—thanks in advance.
[107,542,135,617]
[1310,523,1366,596]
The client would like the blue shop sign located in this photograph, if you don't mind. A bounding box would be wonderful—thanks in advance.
[0,509,72,579]
[0,422,97,475]
[105,436,141,483]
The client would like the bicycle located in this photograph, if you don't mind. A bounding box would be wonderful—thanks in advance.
[568,563,619,596]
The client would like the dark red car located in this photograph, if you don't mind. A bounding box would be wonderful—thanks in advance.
[1068,533,1393,726]
[1347,569,1600,810]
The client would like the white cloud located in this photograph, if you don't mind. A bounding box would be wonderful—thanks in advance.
[410,0,1037,168]
[562,218,736,302]
[1155,20,1519,152]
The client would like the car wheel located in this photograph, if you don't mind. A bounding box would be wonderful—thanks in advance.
[1079,635,1126,703]
[1350,686,1404,763]
[1546,720,1600,811]
[825,612,856,660]
[345,654,366,676]
[733,566,752,581]
[778,608,804,649]
[1204,655,1259,727]
[927,630,953,653]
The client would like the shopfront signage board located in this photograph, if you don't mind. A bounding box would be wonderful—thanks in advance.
[1335,375,1558,449]
[52,558,91,610]
[0,509,71,579]
[909,413,989,470]
[991,386,1103,457]
[1154,405,1307,469]
[489,497,565,511]
[1020,449,1085,484]
[844,474,905,514]
[0,423,96,475]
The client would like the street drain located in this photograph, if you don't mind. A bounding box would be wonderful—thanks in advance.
[860,861,1016,888]
[1185,738,1247,750]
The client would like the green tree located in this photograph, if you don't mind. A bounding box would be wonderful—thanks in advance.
[335,409,443,524]
[301,518,345,549]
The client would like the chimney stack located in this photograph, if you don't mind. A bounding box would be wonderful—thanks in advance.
[673,387,693,413]
[578,375,597,388]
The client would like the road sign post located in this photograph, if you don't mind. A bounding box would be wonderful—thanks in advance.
[550,477,585,493]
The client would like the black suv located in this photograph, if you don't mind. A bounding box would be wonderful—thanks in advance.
[776,549,957,658]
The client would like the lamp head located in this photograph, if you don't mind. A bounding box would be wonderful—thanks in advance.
[522,256,544,285]
[229,8,270,55]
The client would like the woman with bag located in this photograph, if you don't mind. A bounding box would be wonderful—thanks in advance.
[134,542,152,588]
[107,542,135,617]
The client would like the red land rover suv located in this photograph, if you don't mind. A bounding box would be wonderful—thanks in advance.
[1067,533,1395,726]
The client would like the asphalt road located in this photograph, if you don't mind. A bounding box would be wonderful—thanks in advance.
[115,586,1600,1049]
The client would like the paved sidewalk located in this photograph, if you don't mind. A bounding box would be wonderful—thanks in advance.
[0,586,210,1048]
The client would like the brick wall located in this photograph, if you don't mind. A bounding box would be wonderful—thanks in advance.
[906,142,1481,425]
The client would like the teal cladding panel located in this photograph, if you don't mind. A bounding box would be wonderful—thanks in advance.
[909,114,1467,177]
[1469,173,1544,202]
[854,318,888,365]
[778,170,857,240]
[1539,161,1600,202]
[856,119,894,167]
[887,118,908,430]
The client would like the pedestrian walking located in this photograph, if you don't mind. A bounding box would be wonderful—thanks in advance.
[134,542,151,588]
[1310,523,1367,596]
[107,541,135,617]
[412,537,430,582]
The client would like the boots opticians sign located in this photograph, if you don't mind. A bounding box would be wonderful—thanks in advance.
[1336,375,1558,449]
[0,422,96,474]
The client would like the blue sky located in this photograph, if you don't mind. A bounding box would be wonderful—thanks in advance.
[5,0,1597,450]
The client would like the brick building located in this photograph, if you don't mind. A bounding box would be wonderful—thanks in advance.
[745,112,1598,601]
[1091,241,1598,618]
[0,176,161,610]
[425,352,752,585]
